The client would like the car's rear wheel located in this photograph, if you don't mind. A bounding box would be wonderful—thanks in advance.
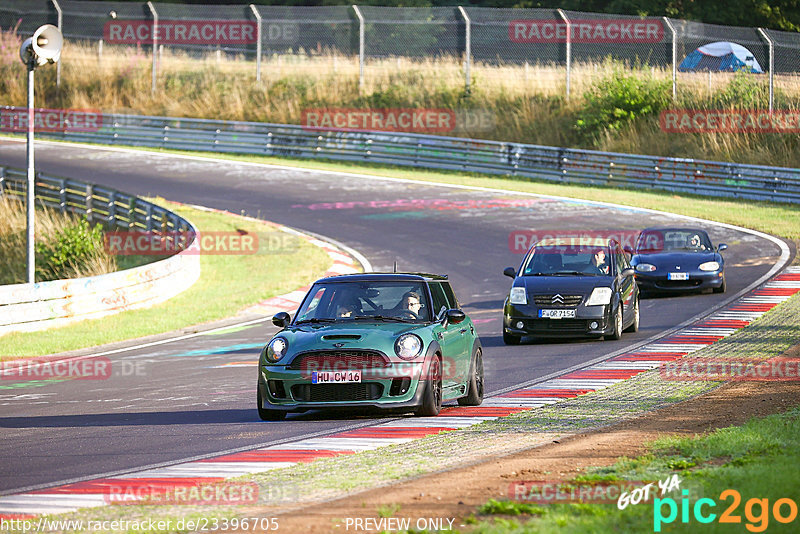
[713,275,726,293]
[624,297,640,333]
[458,349,484,406]
[257,387,286,421]
[503,329,521,345]
[606,305,623,340]
[416,356,442,416]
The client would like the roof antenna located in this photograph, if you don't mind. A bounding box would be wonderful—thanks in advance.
[393,261,397,273]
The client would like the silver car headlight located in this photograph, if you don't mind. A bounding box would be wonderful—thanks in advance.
[586,287,613,306]
[395,333,423,360]
[636,263,656,272]
[509,287,527,305]
[699,261,720,271]
[265,337,288,363]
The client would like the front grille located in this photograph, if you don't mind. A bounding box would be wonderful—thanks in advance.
[656,280,703,288]
[288,350,390,371]
[521,319,591,333]
[534,294,583,307]
[291,383,383,402]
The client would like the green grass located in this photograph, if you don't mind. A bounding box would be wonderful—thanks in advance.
[472,405,800,533]
[0,199,334,358]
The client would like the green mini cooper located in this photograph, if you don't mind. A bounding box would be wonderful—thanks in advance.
[257,273,484,420]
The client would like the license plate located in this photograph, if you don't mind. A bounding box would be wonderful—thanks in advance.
[668,272,689,281]
[312,371,361,384]
[539,309,576,319]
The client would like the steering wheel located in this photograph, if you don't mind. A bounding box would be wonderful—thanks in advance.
[397,310,419,320]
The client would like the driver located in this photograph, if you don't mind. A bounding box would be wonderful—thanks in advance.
[399,291,423,318]
[589,248,609,275]
[688,234,705,250]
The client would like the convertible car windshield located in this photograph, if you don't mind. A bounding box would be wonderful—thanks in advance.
[294,281,432,323]
[637,229,713,253]
[520,244,613,276]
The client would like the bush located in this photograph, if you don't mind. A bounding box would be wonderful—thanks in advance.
[35,219,110,281]
[575,65,671,144]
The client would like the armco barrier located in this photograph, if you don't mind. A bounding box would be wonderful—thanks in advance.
[26,111,800,204]
[0,167,200,337]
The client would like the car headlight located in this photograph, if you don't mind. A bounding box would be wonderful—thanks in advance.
[586,287,613,306]
[395,333,423,360]
[699,261,720,271]
[509,287,527,305]
[635,263,656,272]
[265,337,288,363]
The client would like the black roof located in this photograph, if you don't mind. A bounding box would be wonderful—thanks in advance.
[315,272,448,284]
[641,227,710,235]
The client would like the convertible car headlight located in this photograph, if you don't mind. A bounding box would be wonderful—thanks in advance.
[266,337,288,362]
[509,287,527,305]
[699,261,720,271]
[635,263,656,272]
[586,287,613,306]
[395,333,423,360]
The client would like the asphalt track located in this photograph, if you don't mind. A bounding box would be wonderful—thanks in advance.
[0,139,789,494]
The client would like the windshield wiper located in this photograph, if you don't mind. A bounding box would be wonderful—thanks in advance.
[524,272,549,276]
[295,317,336,325]
[552,270,594,276]
[353,315,415,323]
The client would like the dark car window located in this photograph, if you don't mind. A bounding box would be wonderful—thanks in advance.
[522,244,612,276]
[441,282,459,309]
[295,281,431,322]
[428,282,450,319]
[637,230,712,253]
[615,247,626,274]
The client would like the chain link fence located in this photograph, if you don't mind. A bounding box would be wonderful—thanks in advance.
[2,1,799,105]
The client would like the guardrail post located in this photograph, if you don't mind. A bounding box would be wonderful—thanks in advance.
[58,178,66,212]
[107,192,116,227]
[458,6,471,95]
[250,4,262,82]
[146,1,158,94]
[352,5,365,91]
[0,167,5,197]
[145,203,153,231]
[85,183,93,223]
[757,28,774,112]
[663,17,677,100]
[557,9,571,100]
[51,0,63,87]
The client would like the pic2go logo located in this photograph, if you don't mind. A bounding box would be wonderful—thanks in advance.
[654,490,798,532]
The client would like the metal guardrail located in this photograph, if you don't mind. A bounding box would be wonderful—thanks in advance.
[26,112,800,204]
[0,167,200,336]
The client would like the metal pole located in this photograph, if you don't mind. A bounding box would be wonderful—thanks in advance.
[458,6,471,94]
[147,1,158,94]
[663,17,677,100]
[557,9,570,100]
[757,27,774,112]
[52,0,62,87]
[352,5,365,90]
[26,62,36,283]
[250,4,262,82]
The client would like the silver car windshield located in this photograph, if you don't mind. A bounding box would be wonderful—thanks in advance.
[294,281,431,323]
[521,244,612,276]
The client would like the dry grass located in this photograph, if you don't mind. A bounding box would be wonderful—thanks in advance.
[2,33,800,167]
[0,196,116,284]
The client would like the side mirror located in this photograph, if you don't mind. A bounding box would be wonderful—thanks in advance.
[621,268,635,278]
[444,308,466,325]
[272,312,291,328]
[503,267,516,278]
[717,243,728,252]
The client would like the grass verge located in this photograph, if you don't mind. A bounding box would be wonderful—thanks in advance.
[472,404,800,533]
[0,198,334,359]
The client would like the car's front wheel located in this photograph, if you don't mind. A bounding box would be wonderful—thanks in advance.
[624,297,640,333]
[606,304,623,340]
[713,275,726,293]
[416,356,442,416]
[458,349,484,406]
[257,387,286,421]
[503,329,521,345]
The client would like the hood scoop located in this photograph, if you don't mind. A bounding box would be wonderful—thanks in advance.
[321,334,362,341]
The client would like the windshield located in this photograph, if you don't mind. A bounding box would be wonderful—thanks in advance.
[637,230,712,253]
[294,281,431,324]
[520,244,612,276]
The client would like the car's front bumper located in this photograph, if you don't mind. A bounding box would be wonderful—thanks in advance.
[259,362,428,412]
[635,271,723,292]
[503,303,611,338]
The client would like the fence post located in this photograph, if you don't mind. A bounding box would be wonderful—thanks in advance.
[147,1,158,94]
[51,0,63,87]
[757,28,774,112]
[663,17,677,100]
[250,4,262,82]
[557,9,570,100]
[85,183,93,223]
[458,6,471,94]
[0,167,5,197]
[352,5,365,91]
